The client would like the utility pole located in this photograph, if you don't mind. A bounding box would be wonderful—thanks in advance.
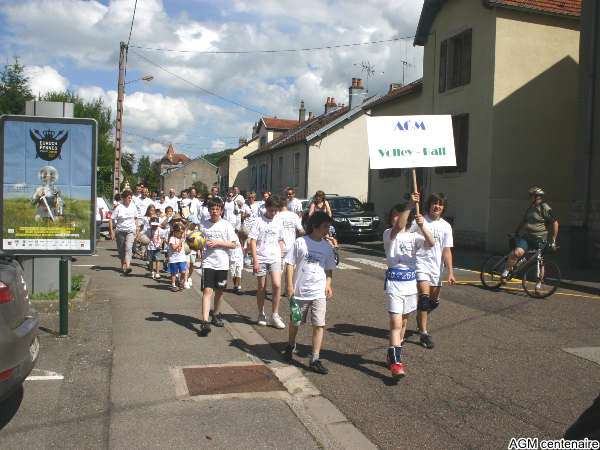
[113,41,127,194]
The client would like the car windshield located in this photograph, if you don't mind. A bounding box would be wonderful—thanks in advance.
[329,197,362,211]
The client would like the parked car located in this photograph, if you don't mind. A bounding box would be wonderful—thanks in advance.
[0,255,39,402]
[96,196,112,239]
[327,196,381,241]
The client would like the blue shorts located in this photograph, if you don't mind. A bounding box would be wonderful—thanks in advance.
[514,237,544,252]
[148,249,164,262]
[168,261,188,274]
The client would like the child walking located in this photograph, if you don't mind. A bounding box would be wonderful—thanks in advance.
[147,217,167,280]
[230,229,247,295]
[383,194,434,379]
[283,211,336,374]
[168,223,188,292]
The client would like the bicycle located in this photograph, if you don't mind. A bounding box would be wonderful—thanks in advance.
[480,236,561,298]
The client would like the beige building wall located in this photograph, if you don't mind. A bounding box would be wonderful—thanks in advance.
[488,10,580,251]
[307,115,369,202]
[227,138,258,190]
[270,143,307,196]
[162,158,218,193]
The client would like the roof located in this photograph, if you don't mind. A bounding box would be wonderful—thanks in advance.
[246,107,350,159]
[160,143,190,165]
[414,0,581,45]
[160,155,218,177]
[262,117,300,130]
[363,79,424,110]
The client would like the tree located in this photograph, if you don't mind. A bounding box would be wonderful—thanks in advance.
[0,58,34,114]
[192,180,208,195]
[41,91,135,198]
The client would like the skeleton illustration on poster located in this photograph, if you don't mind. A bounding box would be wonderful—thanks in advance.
[0,116,97,254]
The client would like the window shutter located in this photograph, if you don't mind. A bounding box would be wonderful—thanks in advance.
[439,39,447,93]
[462,29,472,85]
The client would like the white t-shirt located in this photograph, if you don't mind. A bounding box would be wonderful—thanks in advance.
[165,196,180,213]
[168,236,187,263]
[96,197,109,222]
[284,236,336,301]
[189,198,201,218]
[112,202,138,233]
[275,211,304,253]
[410,216,453,278]
[257,200,267,218]
[134,196,154,218]
[147,226,168,251]
[287,198,303,215]
[223,200,237,227]
[248,215,284,264]
[156,200,168,214]
[229,241,244,265]
[199,219,239,270]
[383,228,425,296]
[244,202,260,230]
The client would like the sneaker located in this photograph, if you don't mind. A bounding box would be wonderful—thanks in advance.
[535,281,543,290]
[183,280,191,289]
[389,362,405,379]
[234,286,243,295]
[154,273,161,280]
[257,313,267,326]
[151,271,156,279]
[199,321,211,337]
[188,278,193,287]
[271,313,286,329]
[309,359,329,375]
[170,285,179,292]
[501,269,509,279]
[283,344,295,363]
[211,313,225,327]
[420,333,435,349]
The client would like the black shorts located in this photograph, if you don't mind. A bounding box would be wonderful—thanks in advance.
[201,268,228,290]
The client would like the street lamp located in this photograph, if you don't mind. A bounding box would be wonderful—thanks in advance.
[124,75,154,85]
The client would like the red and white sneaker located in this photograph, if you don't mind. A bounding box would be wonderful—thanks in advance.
[389,362,405,379]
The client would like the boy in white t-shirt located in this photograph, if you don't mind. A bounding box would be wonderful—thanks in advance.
[275,203,305,297]
[248,196,285,329]
[197,199,239,336]
[283,211,336,375]
[383,194,434,379]
[410,193,456,350]
[229,229,247,295]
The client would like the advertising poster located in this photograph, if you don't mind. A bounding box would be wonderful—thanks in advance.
[367,115,456,169]
[0,115,97,255]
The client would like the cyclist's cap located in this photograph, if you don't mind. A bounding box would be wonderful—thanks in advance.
[528,186,545,196]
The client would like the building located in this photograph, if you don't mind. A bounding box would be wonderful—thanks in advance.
[217,137,259,193]
[245,79,373,200]
[160,144,218,193]
[368,0,581,253]
[252,117,300,149]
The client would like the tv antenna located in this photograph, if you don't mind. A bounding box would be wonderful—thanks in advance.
[353,61,384,93]
[400,59,414,86]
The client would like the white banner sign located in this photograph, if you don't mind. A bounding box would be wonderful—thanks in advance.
[367,115,456,169]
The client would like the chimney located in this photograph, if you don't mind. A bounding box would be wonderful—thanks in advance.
[324,97,338,114]
[348,77,366,110]
[298,100,306,122]
[308,111,314,120]
[239,137,247,146]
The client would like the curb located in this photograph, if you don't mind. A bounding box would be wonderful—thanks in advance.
[559,280,600,297]
[191,274,377,450]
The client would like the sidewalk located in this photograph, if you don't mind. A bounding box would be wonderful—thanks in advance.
[67,242,375,449]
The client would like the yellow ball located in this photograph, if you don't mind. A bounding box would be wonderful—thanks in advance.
[187,231,206,251]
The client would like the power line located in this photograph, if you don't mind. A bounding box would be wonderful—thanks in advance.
[126,0,139,47]
[129,35,413,55]
[130,49,269,115]
[125,131,239,147]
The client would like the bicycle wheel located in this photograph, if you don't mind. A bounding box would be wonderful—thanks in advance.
[522,259,561,298]
[480,254,507,289]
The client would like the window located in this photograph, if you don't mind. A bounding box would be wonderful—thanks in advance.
[278,156,284,187]
[259,163,268,191]
[192,171,197,181]
[293,152,300,187]
[439,29,472,93]
[378,168,403,179]
[436,114,469,174]
[260,135,267,148]
[251,166,257,191]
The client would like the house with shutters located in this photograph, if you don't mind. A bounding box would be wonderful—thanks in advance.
[216,136,259,192]
[367,0,582,254]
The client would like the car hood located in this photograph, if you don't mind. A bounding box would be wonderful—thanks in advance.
[333,210,377,218]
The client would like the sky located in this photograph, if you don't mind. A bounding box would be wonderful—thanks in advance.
[0,0,425,163]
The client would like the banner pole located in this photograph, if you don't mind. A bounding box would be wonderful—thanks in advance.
[411,168,420,215]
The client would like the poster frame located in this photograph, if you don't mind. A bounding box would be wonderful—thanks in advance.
[0,114,98,256]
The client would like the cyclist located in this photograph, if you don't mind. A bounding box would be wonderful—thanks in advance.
[502,186,559,279]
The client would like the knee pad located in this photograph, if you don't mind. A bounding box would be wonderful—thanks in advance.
[417,294,439,312]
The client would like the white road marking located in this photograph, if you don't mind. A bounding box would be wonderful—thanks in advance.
[73,264,95,267]
[345,257,388,270]
[337,262,360,270]
[26,369,64,381]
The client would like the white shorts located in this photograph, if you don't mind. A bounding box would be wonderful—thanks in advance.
[296,298,326,327]
[386,292,418,315]
[416,272,441,287]
[229,263,243,278]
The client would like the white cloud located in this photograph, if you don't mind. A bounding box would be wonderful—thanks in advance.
[24,65,69,96]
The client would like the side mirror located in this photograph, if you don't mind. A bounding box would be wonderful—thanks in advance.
[363,202,375,212]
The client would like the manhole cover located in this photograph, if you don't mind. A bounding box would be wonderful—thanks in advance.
[182,364,286,396]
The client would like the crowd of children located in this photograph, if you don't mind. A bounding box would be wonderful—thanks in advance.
[113,183,455,379]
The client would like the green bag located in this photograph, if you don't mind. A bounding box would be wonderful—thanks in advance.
[289,296,302,325]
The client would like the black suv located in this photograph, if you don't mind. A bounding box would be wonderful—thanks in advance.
[327,196,381,241]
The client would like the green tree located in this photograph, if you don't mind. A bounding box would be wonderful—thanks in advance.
[0,58,34,114]
[192,180,208,195]
[42,91,135,198]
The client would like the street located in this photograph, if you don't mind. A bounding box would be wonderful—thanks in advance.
[226,242,600,449]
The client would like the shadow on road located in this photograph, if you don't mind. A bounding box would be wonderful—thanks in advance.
[145,311,201,334]
[0,386,24,431]
[564,392,600,440]
[328,323,387,339]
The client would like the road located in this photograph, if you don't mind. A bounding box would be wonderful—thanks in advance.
[226,242,600,450]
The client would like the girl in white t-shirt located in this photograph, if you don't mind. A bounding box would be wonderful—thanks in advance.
[168,223,188,292]
[383,194,434,380]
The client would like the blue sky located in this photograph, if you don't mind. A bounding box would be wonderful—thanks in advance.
[0,0,424,162]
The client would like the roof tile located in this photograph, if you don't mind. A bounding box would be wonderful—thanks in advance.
[262,117,300,130]
[486,0,581,17]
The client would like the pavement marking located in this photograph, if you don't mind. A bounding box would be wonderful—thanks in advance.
[336,262,360,270]
[73,264,95,267]
[562,347,600,366]
[454,280,600,300]
[26,369,64,381]
[346,257,388,270]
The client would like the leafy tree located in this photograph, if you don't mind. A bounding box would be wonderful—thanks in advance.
[192,180,208,195]
[0,58,34,114]
[41,91,135,199]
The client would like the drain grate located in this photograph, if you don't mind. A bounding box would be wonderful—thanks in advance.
[182,364,286,396]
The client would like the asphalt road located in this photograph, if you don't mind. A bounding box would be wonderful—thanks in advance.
[226,243,600,450]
